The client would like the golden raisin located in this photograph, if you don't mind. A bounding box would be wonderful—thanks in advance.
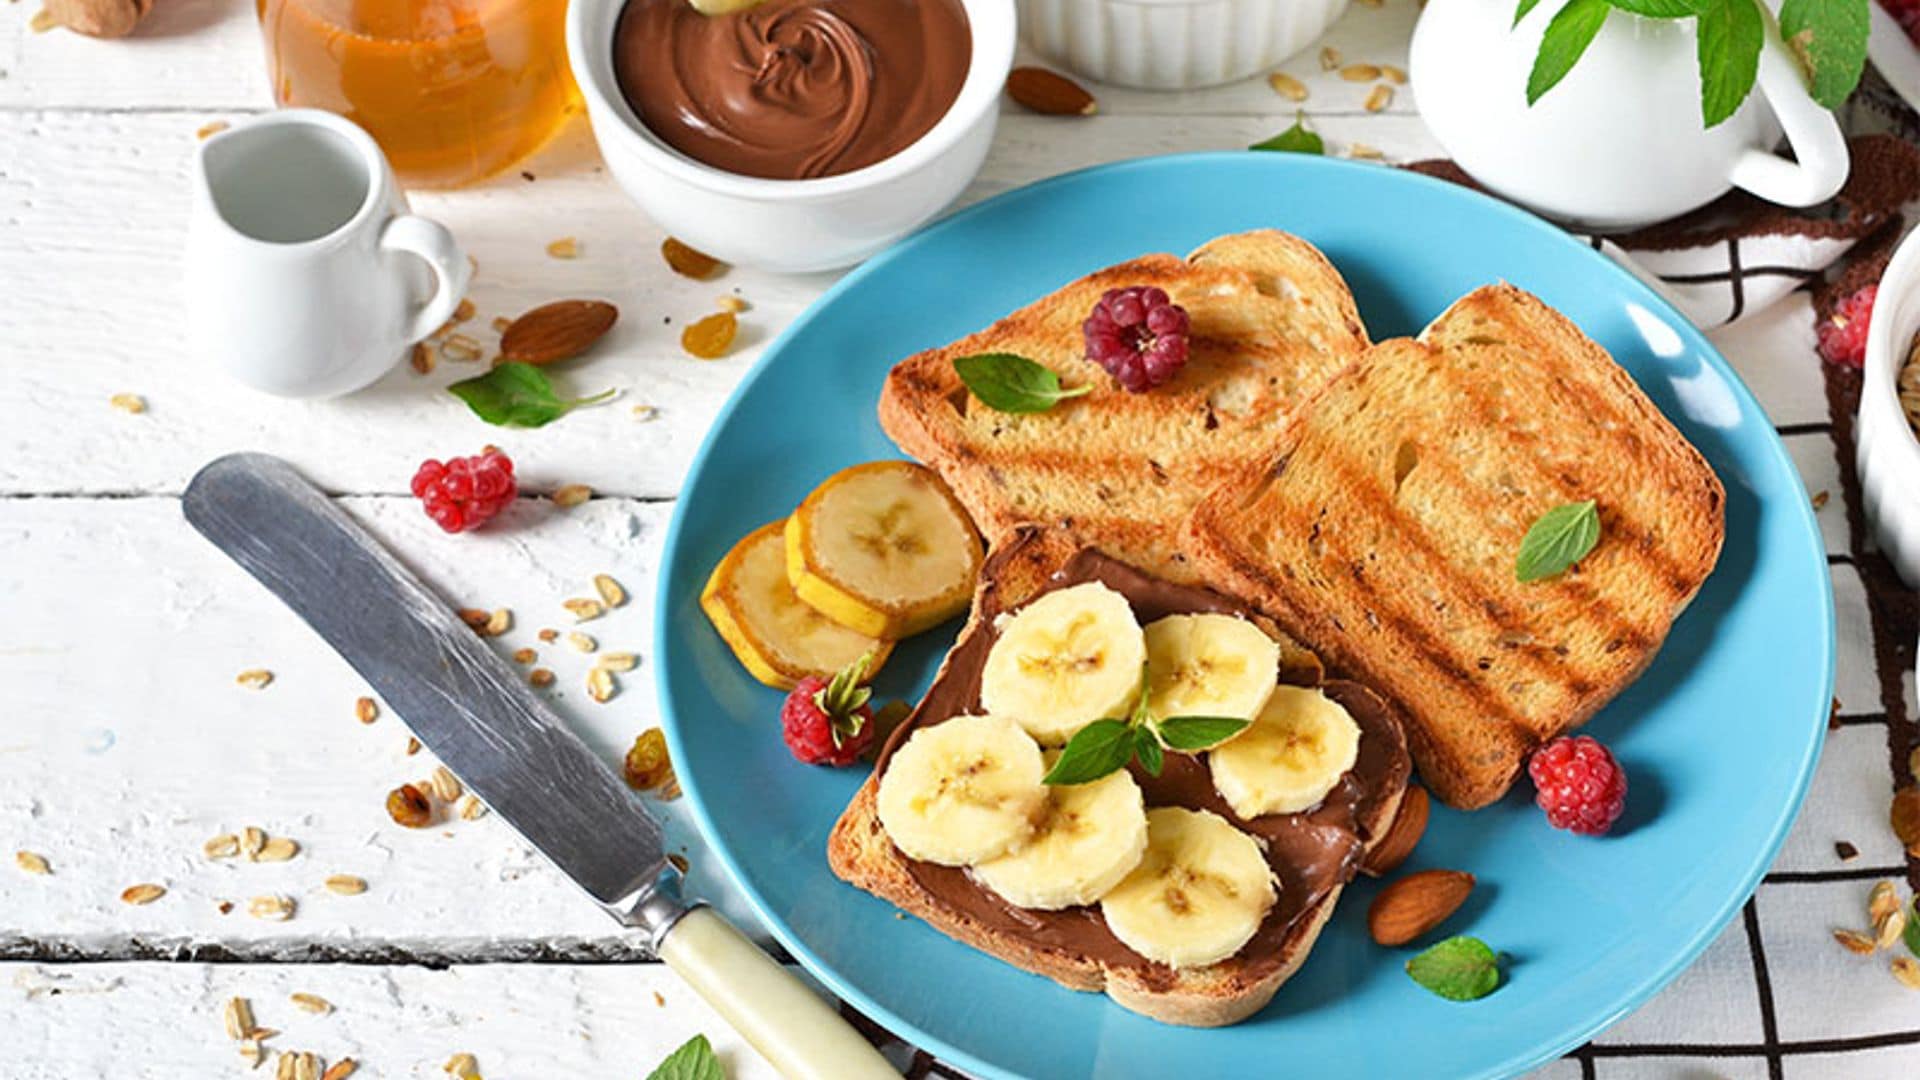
[680,311,737,360]
[624,728,674,791]
[1893,786,1920,855]
[661,237,725,280]
[386,783,433,828]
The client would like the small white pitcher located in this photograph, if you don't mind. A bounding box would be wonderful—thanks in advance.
[186,110,470,398]
[1410,0,1850,231]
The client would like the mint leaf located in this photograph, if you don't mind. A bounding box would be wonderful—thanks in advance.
[1605,0,1708,15]
[1250,116,1324,155]
[1696,0,1763,127]
[1156,716,1252,751]
[953,353,1092,414]
[448,362,615,428]
[648,1034,725,1080]
[1513,0,1544,25]
[1906,899,1920,959]
[1045,720,1137,785]
[1515,499,1601,582]
[1779,0,1869,109]
[1406,936,1502,1001]
[1133,724,1165,777]
[1527,0,1611,104]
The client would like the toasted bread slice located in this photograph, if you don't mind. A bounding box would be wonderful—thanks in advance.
[829,525,1410,1027]
[878,230,1368,585]
[1187,284,1725,809]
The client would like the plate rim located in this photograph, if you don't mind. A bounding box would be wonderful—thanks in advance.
[653,150,1838,1080]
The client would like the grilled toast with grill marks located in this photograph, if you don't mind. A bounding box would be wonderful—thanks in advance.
[1186,284,1725,810]
[878,230,1369,586]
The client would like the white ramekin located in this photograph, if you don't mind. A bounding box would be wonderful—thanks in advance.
[1857,225,1920,589]
[1017,0,1350,90]
[567,0,1014,273]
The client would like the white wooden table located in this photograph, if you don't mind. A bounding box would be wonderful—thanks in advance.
[0,1,1886,1076]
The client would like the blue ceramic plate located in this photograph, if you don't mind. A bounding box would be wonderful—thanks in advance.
[655,154,1835,1080]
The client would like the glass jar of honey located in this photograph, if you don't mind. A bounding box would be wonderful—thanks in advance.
[257,0,576,189]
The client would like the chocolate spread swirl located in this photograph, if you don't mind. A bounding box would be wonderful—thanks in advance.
[873,538,1412,990]
[612,0,971,180]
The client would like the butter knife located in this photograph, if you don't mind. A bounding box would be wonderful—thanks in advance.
[183,452,898,1080]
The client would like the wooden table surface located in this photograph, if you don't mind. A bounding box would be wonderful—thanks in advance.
[0,1,1860,1076]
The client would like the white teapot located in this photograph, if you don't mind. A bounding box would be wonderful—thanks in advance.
[1409,0,1849,230]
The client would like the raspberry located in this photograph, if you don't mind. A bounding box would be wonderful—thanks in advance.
[1527,735,1628,836]
[1816,284,1876,369]
[411,448,516,533]
[780,653,877,766]
[1083,286,1191,392]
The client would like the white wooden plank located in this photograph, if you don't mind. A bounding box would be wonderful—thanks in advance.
[0,108,1440,500]
[0,495,788,956]
[2,961,811,1079]
[0,0,1419,115]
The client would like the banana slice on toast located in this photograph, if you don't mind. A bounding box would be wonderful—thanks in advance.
[785,460,982,639]
[877,714,1047,866]
[701,521,891,690]
[980,582,1146,746]
[1142,613,1280,741]
[1209,685,1361,819]
[971,756,1149,910]
[1100,807,1277,968]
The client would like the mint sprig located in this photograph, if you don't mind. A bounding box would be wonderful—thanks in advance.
[1042,666,1252,786]
[1250,115,1324,155]
[647,1034,724,1080]
[1526,0,1612,105]
[448,362,616,428]
[1696,0,1763,127]
[1905,899,1920,959]
[1406,935,1503,1002]
[953,353,1091,414]
[1515,499,1601,582]
[1780,0,1870,109]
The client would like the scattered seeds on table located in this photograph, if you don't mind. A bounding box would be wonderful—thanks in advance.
[1319,46,1341,70]
[110,393,147,414]
[121,883,166,905]
[195,120,230,140]
[1812,489,1830,510]
[290,992,332,1015]
[453,298,476,324]
[1339,63,1380,81]
[662,237,726,280]
[546,237,579,259]
[567,631,597,654]
[593,573,627,608]
[355,697,378,725]
[1382,64,1407,84]
[387,784,433,828]
[239,1041,265,1069]
[537,628,559,643]
[249,894,296,921]
[1836,840,1859,861]
[1895,956,1920,990]
[411,343,435,375]
[406,737,422,756]
[1870,881,1901,922]
[1834,927,1877,955]
[599,651,637,673]
[632,404,660,422]
[430,765,463,803]
[236,669,273,690]
[223,996,255,1041]
[529,668,555,688]
[445,1052,480,1077]
[439,334,483,364]
[484,608,511,636]
[512,647,537,664]
[256,837,299,863]
[29,8,57,32]
[321,1061,358,1080]
[240,827,267,860]
[652,991,665,1007]
[324,874,367,896]
[667,853,689,875]
[1347,143,1385,161]
[563,597,605,622]
[588,666,617,703]
[1365,85,1393,112]
[459,608,490,632]
[277,1050,321,1080]
[717,294,748,314]
[15,851,50,875]
[460,795,489,821]
[553,483,593,508]
[491,316,512,334]
[1268,71,1308,101]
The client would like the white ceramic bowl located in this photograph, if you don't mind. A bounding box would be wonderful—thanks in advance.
[1858,225,1920,589]
[1017,0,1349,90]
[567,0,1015,273]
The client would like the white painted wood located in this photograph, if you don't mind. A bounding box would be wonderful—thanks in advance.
[1,960,818,1079]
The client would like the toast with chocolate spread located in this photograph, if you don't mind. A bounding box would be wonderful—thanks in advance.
[828,525,1412,1027]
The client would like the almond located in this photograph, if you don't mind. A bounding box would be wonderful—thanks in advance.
[1363,784,1428,875]
[1367,868,1474,946]
[1005,67,1096,116]
[499,300,618,366]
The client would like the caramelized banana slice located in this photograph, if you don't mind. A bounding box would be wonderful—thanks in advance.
[701,520,891,690]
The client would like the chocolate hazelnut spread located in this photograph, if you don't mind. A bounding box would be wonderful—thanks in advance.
[612,0,971,180]
[874,540,1412,988]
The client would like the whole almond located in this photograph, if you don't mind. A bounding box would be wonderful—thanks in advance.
[1006,67,1097,116]
[1367,868,1474,946]
[1363,785,1429,875]
[500,300,618,366]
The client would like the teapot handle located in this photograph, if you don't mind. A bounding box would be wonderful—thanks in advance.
[1726,1,1848,208]
[380,214,472,345]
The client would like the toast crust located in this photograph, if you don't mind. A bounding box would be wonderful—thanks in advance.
[828,526,1410,1027]
[1187,284,1725,809]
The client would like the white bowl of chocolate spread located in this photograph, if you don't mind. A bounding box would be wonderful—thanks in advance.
[569,0,1015,272]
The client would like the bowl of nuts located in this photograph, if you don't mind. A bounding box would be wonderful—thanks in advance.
[1858,225,1920,589]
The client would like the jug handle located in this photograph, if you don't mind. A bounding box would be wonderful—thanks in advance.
[380,215,471,345]
[1726,2,1849,208]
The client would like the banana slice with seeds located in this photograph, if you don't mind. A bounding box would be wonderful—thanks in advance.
[1209,685,1361,819]
[1142,613,1280,740]
[877,714,1047,866]
[980,582,1145,746]
[785,461,982,639]
[971,754,1148,910]
[700,521,891,690]
[1100,807,1276,968]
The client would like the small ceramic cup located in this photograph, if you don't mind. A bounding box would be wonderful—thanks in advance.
[567,0,1016,273]
[185,110,470,398]
[1017,0,1350,90]
[1858,226,1920,589]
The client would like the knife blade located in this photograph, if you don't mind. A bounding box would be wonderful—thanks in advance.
[183,452,898,1080]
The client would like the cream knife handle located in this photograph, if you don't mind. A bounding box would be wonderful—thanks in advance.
[657,906,901,1080]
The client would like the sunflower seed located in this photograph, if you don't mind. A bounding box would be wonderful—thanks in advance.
[563,598,605,622]
[240,827,267,860]
[1364,85,1393,112]
[587,666,617,703]
[236,669,274,690]
[430,765,463,803]
[121,883,165,905]
[256,837,299,863]
[354,697,378,724]
[324,874,367,896]
[567,631,597,654]
[1319,46,1341,70]
[1870,880,1901,923]
[290,992,332,1015]
[110,393,147,414]
[512,647,537,664]
[1895,955,1920,990]
[593,573,627,608]
[1267,72,1308,101]
[222,996,254,1041]
[1381,64,1407,84]
[321,1062,358,1080]
[1339,63,1381,81]
[598,652,637,672]
[445,1052,480,1077]
[546,237,579,259]
[15,851,50,875]
[485,608,511,636]
[529,668,555,688]
[240,1040,266,1068]
[553,483,592,508]
[460,795,489,820]
[248,895,296,921]
[1834,927,1877,955]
